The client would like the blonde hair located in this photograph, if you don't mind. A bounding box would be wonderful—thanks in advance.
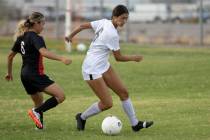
[24,12,45,28]
[13,20,28,41]
[13,12,45,40]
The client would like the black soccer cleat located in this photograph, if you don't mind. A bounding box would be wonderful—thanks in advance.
[75,113,86,131]
[132,121,154,132]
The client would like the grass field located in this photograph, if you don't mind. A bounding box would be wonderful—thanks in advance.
[0,38,210,140]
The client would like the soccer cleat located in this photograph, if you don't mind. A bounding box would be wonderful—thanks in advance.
[28,108,43,129]
[75,113,86,131]
[132,121,154,132]
[35,112,44,130]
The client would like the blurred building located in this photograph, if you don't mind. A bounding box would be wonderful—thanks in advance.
[5,0,208,22]
[6,0,151,20]
[1,0,210,45]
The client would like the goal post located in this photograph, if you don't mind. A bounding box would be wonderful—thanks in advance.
[65,0,72,52]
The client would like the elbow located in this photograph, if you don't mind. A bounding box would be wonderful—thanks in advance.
[39,48,48,57]
[39,51,45,57]
[80,24,90,30]
[8,54,14,61]
[80,24,84,27]
[79,25,85,30]
[39,51,45,56]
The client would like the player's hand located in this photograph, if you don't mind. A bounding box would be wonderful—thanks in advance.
[61,57,72,65]
[65,36,72,43]
[133,55,143,62]
[5,74,13,81]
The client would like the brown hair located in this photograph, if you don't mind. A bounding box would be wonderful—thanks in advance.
[112,5,129,19]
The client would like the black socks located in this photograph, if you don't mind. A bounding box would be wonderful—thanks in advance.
[35,97,58,113]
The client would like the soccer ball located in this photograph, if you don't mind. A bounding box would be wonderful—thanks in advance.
[76,43,87,52]
[101,116,122,135]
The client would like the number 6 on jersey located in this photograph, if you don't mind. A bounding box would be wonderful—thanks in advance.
[21,41,25,55]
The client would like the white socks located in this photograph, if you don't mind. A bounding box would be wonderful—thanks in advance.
[80,99,138,126]
[81,102,101,120]
[122,98,139,126]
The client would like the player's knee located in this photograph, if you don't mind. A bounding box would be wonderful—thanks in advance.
[56,93,65,103]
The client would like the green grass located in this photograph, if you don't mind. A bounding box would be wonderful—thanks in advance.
[0,38,210,140]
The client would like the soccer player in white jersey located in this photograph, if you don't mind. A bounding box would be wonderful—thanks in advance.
[65,5,153,132]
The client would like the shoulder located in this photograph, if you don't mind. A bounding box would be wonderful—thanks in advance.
[101,19,110,25]
[37,35,44,40]
[106,24,118,38]
[29,32,44,41]
[91,18,107,26]
[14,35,24,44]
[94,18,107,22]
[101,18,108,22]
[16,35,23,41]
[26,31,41,38]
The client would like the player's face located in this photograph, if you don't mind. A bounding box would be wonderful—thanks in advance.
[34,20,45,34]
[114,13,128,27]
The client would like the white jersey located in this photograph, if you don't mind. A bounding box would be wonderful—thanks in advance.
[82,19,120,75]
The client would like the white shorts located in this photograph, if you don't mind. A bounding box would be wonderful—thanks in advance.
[82,71,102,81]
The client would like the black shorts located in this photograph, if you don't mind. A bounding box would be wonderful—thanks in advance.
[21,74,54,95]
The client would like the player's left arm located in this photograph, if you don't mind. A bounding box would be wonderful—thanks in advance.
[65,23,92,42]
[5,51,17,81]
[112,49,143,62]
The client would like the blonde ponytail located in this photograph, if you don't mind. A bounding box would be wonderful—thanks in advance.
[13,20,28,41]
[13,12,45,41]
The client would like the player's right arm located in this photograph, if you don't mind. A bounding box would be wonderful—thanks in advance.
[65,23,92,42]
[39,48,72,65]
[5,51,17,81]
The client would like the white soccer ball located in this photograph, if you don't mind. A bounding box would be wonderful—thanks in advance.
[76,43,87,52]
[101,116,122,135]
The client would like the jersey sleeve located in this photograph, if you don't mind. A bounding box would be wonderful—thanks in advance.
[106,36,120,51]
[11,37,21,53]
[90,19,105,32]
[31,35,46,50]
